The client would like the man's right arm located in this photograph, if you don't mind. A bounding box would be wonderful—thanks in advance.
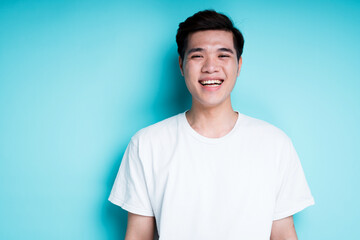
[125,212,156,240]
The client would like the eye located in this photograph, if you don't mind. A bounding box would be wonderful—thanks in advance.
[191,55,203,59]
[219,54,230,58]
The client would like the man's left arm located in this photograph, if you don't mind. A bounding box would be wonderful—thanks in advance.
[270,216,298,240]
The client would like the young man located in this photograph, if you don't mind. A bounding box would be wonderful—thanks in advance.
[109,10,314,240]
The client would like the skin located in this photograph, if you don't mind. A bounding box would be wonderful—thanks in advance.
[125,213,155,240]
[179,30,241,138]
[125,30,298,239]
[270,216,298,240]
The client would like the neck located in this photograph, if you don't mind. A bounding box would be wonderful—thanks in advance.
[186,99,238,138]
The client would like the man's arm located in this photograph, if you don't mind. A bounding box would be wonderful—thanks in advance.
[125,212,156,240]
[270,216,298,240]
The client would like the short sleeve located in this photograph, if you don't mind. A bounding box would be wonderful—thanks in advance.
[108,139,154,216]
[273,139,315,220]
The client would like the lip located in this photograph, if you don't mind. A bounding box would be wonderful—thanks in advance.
[198,77,224,91]
[198,77,224,82]
[198,78,224,85]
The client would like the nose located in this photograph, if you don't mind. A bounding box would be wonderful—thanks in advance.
[201,56,219,73]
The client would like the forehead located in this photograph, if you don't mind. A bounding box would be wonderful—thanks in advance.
[186,30,235,50]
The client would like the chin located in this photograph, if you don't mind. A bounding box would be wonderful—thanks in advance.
[195,98,228,108]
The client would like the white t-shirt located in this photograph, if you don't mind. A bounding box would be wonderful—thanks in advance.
[109,112,314,239]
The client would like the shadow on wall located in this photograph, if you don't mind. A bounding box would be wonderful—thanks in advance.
[102,47,190,238]
[151,46,191,120]
[102,147,128,239]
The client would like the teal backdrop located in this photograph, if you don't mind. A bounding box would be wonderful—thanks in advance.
[1,0,359,239]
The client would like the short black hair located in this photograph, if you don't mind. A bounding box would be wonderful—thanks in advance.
[176,10,244,61]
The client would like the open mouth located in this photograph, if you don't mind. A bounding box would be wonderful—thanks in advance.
[199,79,224,86]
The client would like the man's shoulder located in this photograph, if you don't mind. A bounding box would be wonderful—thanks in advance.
[131,113,183,144]
[238,113,290,142]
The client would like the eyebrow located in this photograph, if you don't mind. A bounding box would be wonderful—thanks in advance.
[187,48,204,54]
[218,48,234,54]
[186,47,234,55]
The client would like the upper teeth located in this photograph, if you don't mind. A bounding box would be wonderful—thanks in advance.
[200,80,222,85]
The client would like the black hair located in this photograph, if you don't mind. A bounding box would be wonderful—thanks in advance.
[176,10,244,61]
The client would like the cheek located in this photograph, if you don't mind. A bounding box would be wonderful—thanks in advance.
[184,78,197,95]
[226,63,240,76]
[184,64,199,79]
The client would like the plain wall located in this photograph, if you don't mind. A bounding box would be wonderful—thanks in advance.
[1,0,359,239]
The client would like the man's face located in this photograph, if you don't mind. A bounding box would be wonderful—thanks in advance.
[179,30,242,108]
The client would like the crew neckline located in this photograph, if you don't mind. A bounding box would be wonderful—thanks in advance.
[180,110,242,144]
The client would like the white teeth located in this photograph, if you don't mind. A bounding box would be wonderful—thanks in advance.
[200,80,223,85]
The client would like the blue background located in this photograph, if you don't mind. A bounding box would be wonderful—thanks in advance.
[1,0,359,239]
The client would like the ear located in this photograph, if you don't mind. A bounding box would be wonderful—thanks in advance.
[237,57,243,77]
[179,56,184,76]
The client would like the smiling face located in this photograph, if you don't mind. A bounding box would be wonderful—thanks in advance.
[179,30,242,109]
